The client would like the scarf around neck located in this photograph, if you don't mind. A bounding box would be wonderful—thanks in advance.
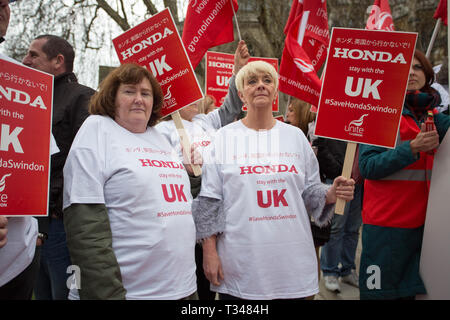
[405,90,440,121]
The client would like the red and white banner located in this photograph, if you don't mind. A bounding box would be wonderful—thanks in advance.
[205,51,279,111]
[434,0,448,26]
[113,8,203,117]
[182,0,238,69]
[0,58,53,216]
[279,0,329,107]
[205,51,233,107]
[314,28,417,148]
[366,0,395,31]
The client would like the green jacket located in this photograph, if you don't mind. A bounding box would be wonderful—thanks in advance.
[64,204,127,300]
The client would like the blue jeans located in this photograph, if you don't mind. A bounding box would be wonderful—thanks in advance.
[320,183,363,277]
[34,218,72,300]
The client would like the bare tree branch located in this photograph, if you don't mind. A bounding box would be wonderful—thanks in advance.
[163,0,179,23]
[84,5,100,49]
[142,0,158,15]
[96,0,130,30]
[118,0,128,27]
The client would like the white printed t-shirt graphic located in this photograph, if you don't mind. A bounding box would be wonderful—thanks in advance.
[199,120,320,299]
[63,115,196,299]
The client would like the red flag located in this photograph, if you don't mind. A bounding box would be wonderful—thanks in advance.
[182,0,238,69]
[279,0,329,107]
[366,0,395,31]
[284,0,302,34]
[434,0,448,26]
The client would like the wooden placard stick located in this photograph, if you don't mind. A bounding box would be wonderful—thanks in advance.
[335,142,357,215]
[171,111,202,177]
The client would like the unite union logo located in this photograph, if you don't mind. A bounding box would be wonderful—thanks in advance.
[164,85,172,100]
[163,85,176,108]
[0,173,11,207]
[345,114,368,137]
[0,173,11,192]
[293,58,315,73]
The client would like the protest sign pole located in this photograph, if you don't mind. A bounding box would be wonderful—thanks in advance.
[230,0,242,41]
[171,111,202,176]
[335,142,357,215]
[426,18,442,58]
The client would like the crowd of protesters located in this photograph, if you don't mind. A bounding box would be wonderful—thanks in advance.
[1,0,450,301]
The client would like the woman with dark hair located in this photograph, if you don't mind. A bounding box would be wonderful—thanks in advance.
[358,50,450,300]
[63,63,197,299]
[410,50,436,92]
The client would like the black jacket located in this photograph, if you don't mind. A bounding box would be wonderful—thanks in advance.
[38,72,95,233]
[314,137,346,182]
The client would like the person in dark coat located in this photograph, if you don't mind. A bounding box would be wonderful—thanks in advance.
[316,137,363,293]
[22,34,95,300]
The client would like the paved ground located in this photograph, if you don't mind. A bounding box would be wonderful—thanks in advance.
[315,228,362,300]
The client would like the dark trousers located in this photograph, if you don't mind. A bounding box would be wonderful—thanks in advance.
[195,243,216,300]
[0,246,40,300]
[34,218,71,300]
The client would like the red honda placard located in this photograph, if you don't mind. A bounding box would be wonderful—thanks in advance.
[205,51,279,112]
[314,28,417,148]
[113,8,203,117]
[0,58,53,216]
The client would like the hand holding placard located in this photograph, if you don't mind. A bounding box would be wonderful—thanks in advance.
[410,122,439,155]
[233,40,250,75]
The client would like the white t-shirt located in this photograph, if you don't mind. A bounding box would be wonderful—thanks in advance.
[63,115,196,299]
[0,53,59,287]
[199,120,321,299]
[0,217,38,287]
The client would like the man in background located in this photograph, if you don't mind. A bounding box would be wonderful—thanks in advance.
[22,34,95,300]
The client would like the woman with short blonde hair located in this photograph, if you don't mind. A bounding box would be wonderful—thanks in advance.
[193,61,355,300]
